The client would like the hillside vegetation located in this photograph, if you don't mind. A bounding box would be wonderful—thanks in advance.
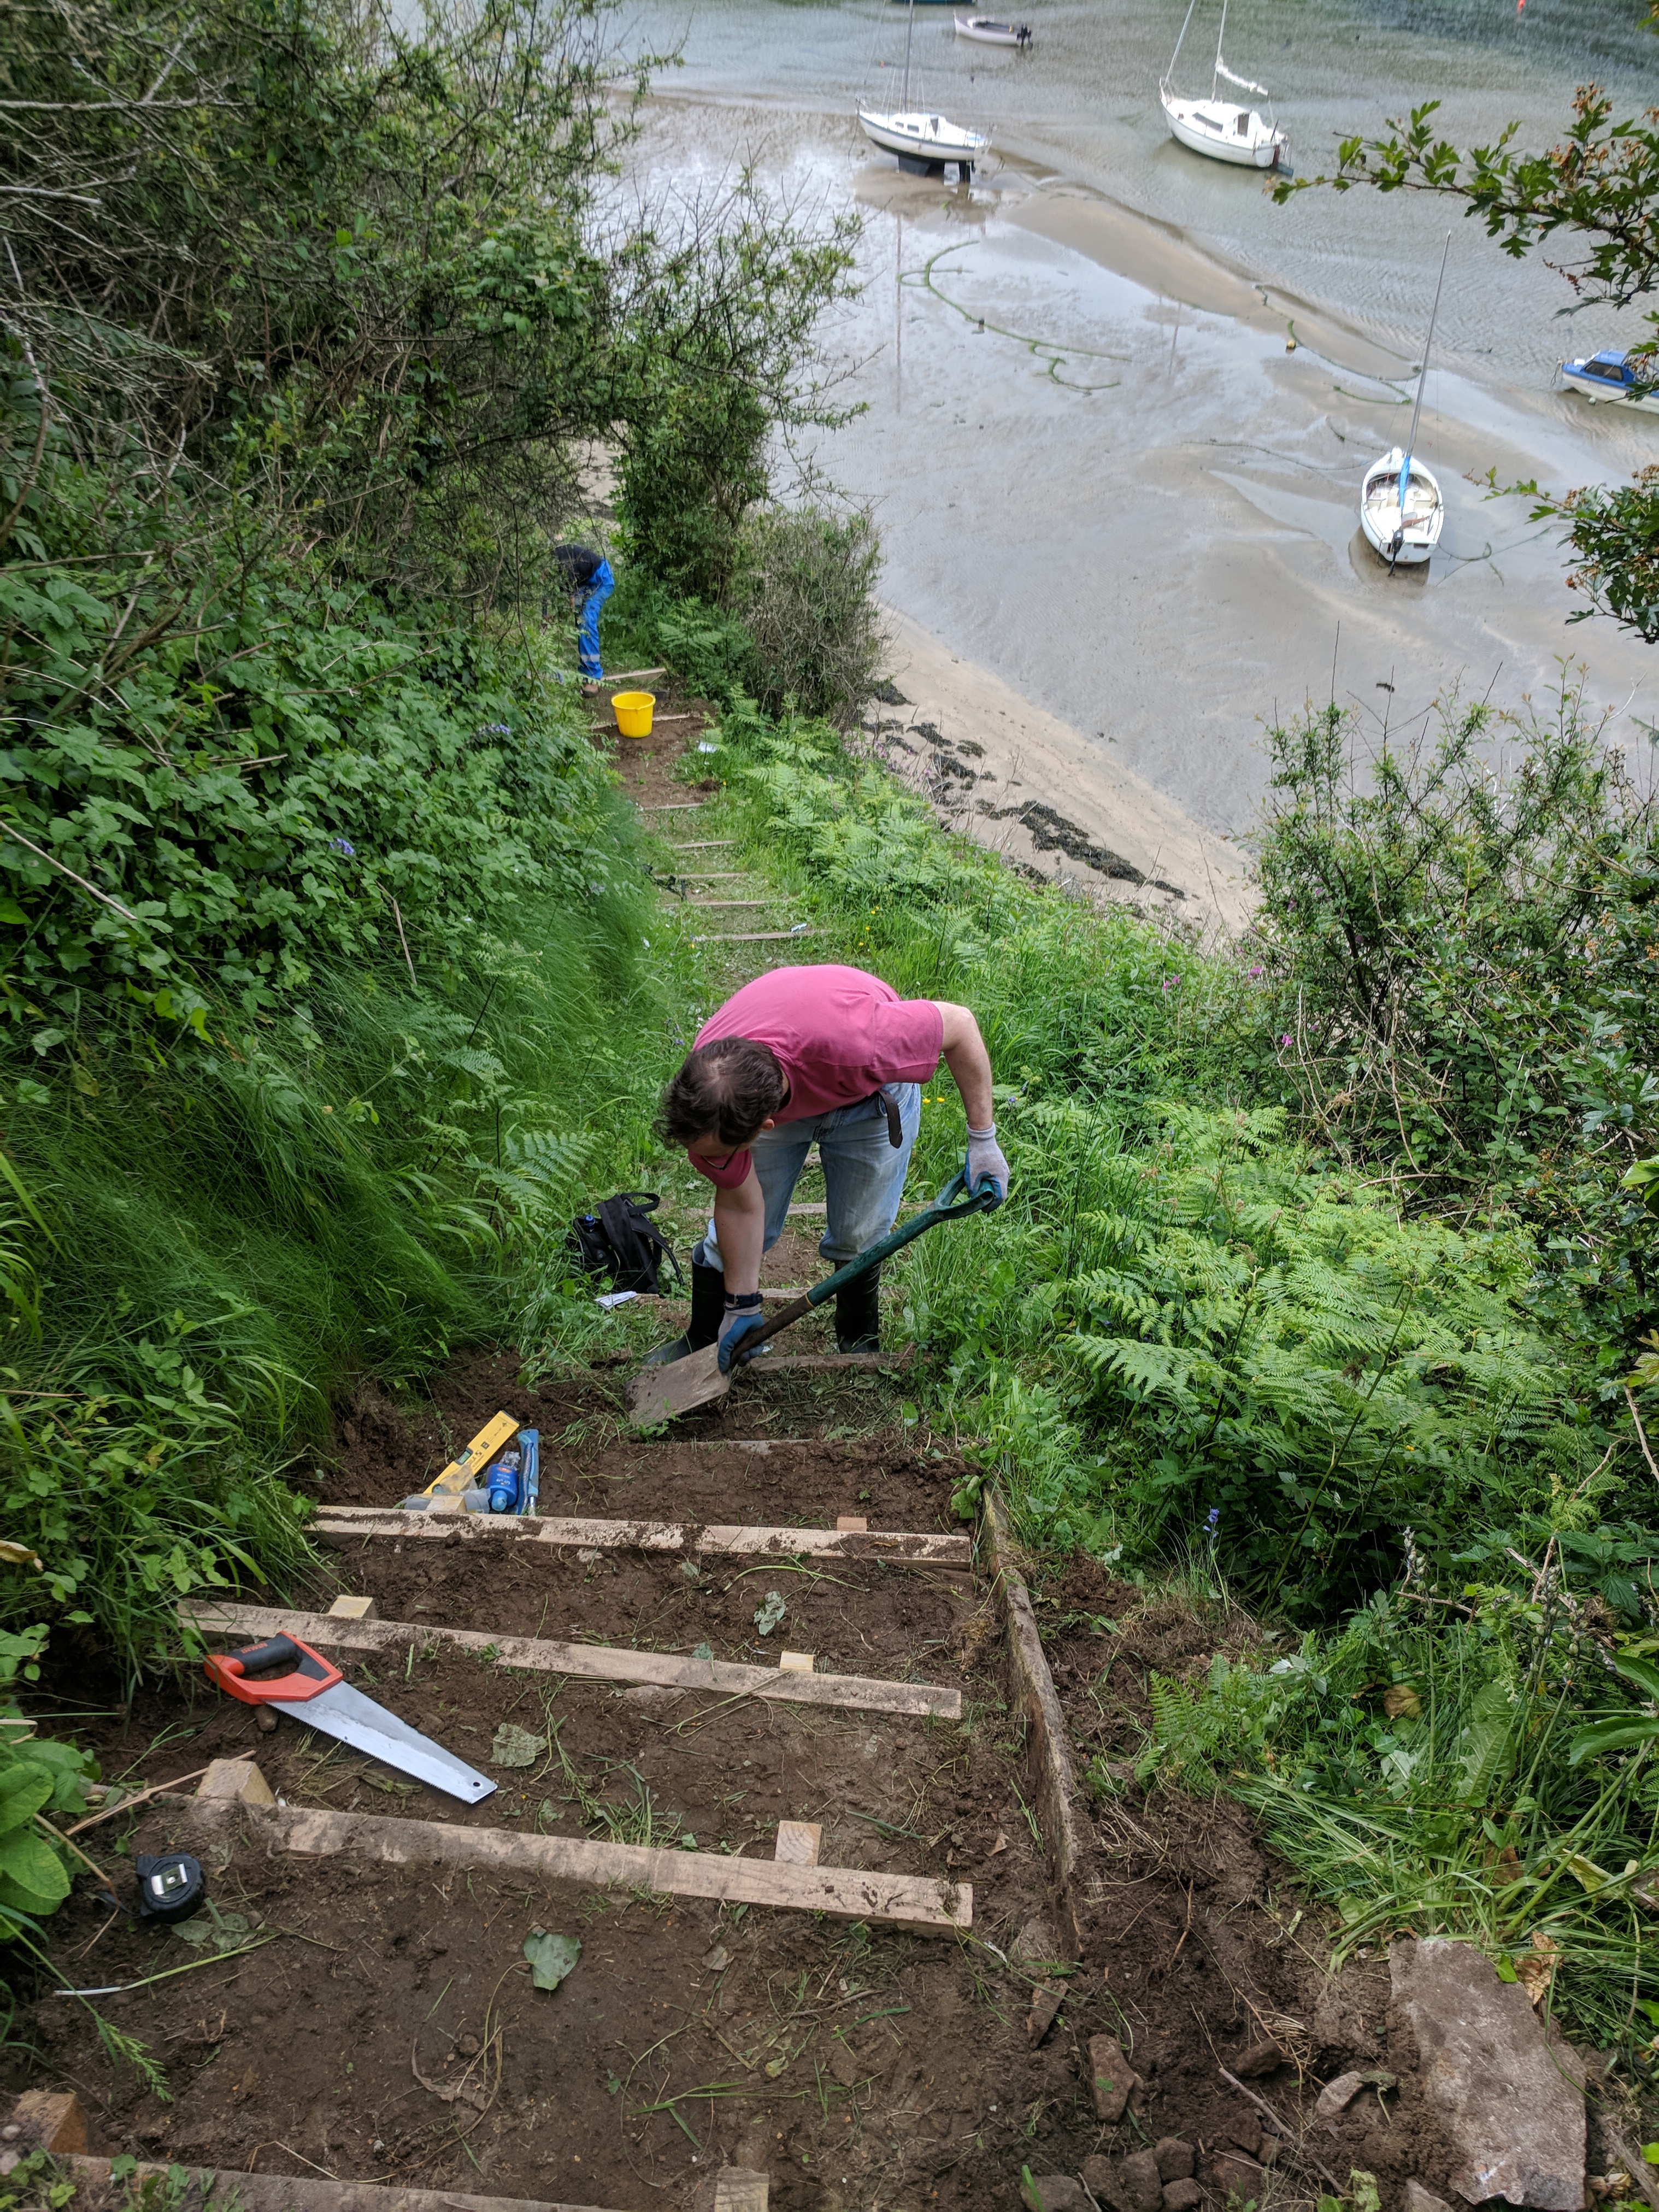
[7,0,1659,2093]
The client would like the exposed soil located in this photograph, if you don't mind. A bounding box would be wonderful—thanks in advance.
[1029,1552,1473,2209]
[1,713,1574,2212]
[325,1349,969,1530]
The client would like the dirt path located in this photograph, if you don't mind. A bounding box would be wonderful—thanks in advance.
[7,702,1489,2212]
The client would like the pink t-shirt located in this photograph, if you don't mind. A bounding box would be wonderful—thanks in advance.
[687,965,944,1189]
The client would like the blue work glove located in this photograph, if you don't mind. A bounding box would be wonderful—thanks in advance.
[966,1123,1010,1207]
[717,1296,769,1374]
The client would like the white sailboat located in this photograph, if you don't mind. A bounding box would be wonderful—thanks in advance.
[1360,236,1450,569]
[954,15,1032,46]
[860,0,990,174]
[1159,0,1286,170]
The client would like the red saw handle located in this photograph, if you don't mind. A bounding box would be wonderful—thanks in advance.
[204,1632,342,1704]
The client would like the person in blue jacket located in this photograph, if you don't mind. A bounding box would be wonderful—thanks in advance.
[552,543,614,691]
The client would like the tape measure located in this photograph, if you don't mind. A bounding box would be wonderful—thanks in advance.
[134,1852,207,1924]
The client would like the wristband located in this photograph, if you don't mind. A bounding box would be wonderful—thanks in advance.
[723,1291,763,1311]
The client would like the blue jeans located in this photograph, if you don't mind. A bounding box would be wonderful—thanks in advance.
[701,1085,921,1275]
[577,561,614,679]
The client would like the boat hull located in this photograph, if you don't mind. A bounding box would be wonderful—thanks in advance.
[858,108,990,161]
[1562,363,1659,415]
[954,13,1028,42]
[1360,448,1443,567]
[1161,90,1284,167]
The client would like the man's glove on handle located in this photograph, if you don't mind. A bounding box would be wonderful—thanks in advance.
[966,1123,1009,1207]
[717,1293,768,1375]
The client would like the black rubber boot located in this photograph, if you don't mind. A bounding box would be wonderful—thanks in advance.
[835,1262,881,1355]
[642,1258,725,1366]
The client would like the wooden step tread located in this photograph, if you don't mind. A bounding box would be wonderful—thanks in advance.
[174,1796,972,1934]
[310,1511,970,1567]
[181,1602,962,1720]
[44,2151,640,2212]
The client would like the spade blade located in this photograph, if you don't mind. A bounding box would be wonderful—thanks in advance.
[626,1342,732,1427]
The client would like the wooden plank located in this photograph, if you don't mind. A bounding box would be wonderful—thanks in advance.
[45,2155,626,2212]
[691,931,811,945]
[173,1798,972,1934]
[774,1821,821,1866]
[641,801,704,810]
[984,1483,1091,1960]
[181,1603,962,1720]
[670,840,734,850]
[692,900,770,909]
[307,1512,969,1568]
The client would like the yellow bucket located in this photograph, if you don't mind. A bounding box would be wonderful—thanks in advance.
[613,690,656,739]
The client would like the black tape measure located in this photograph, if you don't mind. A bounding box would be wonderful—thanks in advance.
[134,1852,206,1923]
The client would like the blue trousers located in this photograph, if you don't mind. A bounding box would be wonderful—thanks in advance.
[577,562,614,679]
[699,1085,921,1274]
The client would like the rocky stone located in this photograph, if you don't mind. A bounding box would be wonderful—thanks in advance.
[1155,2140,1195,2182]
[1088,2035,1138,2123]
[1161,2185,1203,2212]
[1224,2117,1262,2156]
[1121,2149,1165,2212]
[1313,1981,1379,2062]
[1315,2070,1365,2127]
[1028,1986,1064,2045]
[1081,2157,1132,2212]
[1231,2039,1287,2078]
[1392,1935,1586,2209]
[1404,2185,1454,2212]
[1210,2154,1267,2202]
[1021,2178,1090,2212]
[1011,1914,1061,1965]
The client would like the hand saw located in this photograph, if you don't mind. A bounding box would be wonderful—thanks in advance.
[204,1632,497,1805]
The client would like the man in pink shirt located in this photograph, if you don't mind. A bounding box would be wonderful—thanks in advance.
[648,964,1010,1370]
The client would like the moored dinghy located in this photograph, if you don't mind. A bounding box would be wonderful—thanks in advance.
[1359,233,1451,570]
[861,0,989,172]
[954,14,1032,45]
[1160,0,1286,169]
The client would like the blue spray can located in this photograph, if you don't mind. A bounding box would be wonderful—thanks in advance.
[486,1446,521,1515]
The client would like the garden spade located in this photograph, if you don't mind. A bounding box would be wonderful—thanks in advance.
[626,1167,1001,1427]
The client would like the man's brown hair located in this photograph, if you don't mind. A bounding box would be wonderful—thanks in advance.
[658,1038,789,1149]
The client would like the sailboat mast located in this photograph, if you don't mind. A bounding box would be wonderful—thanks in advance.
[903,0,916,109]
[1403,232,1451,465]
[1212,0,1227,100]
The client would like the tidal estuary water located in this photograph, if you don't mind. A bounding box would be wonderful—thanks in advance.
[616,0,1659,907]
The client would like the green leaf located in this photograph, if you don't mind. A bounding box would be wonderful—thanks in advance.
[1569,1715,1659,1766]
[1493,1956,1519,1982]
[491,1723,543,1768]
[0,1765,56,1834]
[0,1827,70,1913]
[1614,1653,1659,1702]
[523,1929,580,1992]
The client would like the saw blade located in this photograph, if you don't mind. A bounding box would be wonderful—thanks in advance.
[278,1681,496,1804]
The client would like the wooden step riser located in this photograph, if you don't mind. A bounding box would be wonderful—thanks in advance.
[310,1511,970,1570]
[169,1796,972,1935]
[181,1602,962,1721]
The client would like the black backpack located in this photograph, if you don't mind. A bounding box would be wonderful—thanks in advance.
[568,1192,682,1296]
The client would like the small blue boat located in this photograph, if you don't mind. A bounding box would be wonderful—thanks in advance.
[1560,349,1659,415]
